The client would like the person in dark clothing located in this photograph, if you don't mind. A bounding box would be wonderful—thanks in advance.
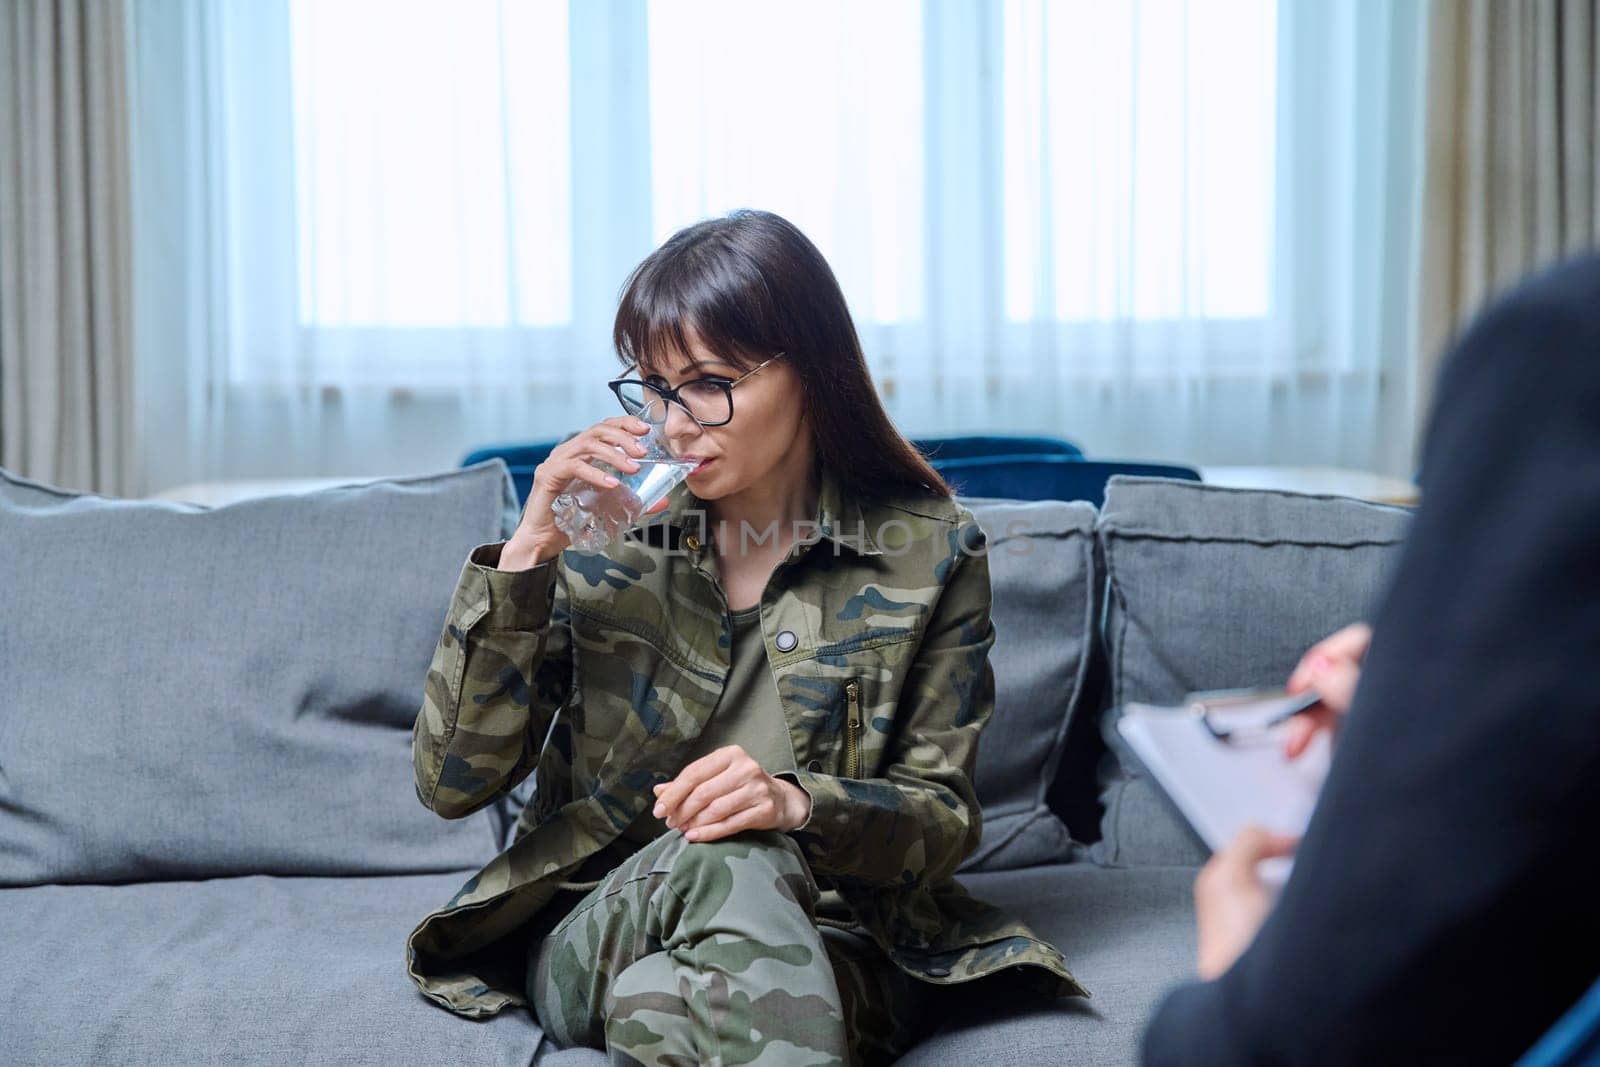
[1142,249,1600,1066]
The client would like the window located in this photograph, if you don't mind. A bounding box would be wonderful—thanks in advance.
[218,0,1395,398]
[289,0,572,328]
[135,0,1423,484]
[645,0,924,324]
[1001,0,1276,322]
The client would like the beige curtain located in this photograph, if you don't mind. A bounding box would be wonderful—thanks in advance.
[0,0,139,496]
[1416,0,1600,419]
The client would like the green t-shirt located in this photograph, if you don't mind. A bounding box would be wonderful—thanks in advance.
[618,602,797,844]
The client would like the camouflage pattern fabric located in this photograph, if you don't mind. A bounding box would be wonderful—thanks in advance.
[526,824,939,1066]
[407,463,1089,1028]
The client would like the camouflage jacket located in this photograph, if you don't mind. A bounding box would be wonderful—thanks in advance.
[407,465,1090,1018]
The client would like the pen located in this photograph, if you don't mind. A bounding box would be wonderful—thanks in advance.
[1185,687,1323,742]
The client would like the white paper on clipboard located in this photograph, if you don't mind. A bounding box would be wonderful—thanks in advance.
[1113,701,1333,887]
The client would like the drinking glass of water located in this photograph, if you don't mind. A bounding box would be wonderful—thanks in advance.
[550,405,696,552]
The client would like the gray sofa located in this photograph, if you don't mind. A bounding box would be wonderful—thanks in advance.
[0,460,1412,1065]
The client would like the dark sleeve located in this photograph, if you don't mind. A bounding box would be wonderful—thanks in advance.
[1142,252,1600,1066]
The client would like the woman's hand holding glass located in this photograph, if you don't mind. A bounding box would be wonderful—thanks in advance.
[498,415,673,570]
[650,745,812,843]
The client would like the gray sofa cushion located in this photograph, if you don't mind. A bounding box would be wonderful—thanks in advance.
[898,864,1199,1065]
[0,461,521,885]
[0,870,544,1065]
[0,863,1195,1066]
[1093,476,1412,866]
[954,497,1098,871]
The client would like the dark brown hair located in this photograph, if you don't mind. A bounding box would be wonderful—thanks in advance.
[612,209,952,502]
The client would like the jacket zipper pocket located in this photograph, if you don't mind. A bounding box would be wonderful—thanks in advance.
[844,680,862,779]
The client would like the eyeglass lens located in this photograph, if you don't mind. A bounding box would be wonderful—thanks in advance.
[615,379,732,425]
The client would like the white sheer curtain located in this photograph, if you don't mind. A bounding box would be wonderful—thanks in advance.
[127,0,1427,495]
[976,0,1428,477]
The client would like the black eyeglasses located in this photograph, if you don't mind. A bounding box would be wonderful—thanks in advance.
[608,353,785,428]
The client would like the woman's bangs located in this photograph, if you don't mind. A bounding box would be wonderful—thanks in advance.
[615,290,680,376]
[617,258,769,377]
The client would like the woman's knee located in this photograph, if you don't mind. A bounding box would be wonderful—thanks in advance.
[671,826,807,870]
[662,827,820,910]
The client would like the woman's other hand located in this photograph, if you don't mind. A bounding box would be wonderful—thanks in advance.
[1282,621,1373,759]
[650,746,812,843]
[498,414,672,569]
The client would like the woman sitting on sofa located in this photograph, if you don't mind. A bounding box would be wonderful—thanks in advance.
[1142,251,1600,1065]
[407,208,1086,1066]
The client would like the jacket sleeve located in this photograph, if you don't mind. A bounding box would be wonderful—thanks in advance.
[412,540,574,820]
[774,514,995,889]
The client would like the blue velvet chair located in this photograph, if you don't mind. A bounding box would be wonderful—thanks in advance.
[930,454,1201,507]
[911,434,1081,461]
[460,438,568,507]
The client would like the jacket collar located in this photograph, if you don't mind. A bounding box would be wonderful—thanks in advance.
[633,460,883,556]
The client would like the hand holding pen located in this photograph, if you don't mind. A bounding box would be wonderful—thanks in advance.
[1282,621,1373,759]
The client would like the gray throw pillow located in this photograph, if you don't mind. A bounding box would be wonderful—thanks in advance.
[956,497,1099,871]
[0,461,521,886]
[1093,476,1412,867]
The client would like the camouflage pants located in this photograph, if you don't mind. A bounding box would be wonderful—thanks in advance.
[524,826,942,1066]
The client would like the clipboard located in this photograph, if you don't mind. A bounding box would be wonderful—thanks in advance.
[1103,697,1333,886]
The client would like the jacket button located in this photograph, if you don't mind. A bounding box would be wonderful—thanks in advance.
[807,759,822,772]
[774,630,798,652]
[684,534,701,552]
